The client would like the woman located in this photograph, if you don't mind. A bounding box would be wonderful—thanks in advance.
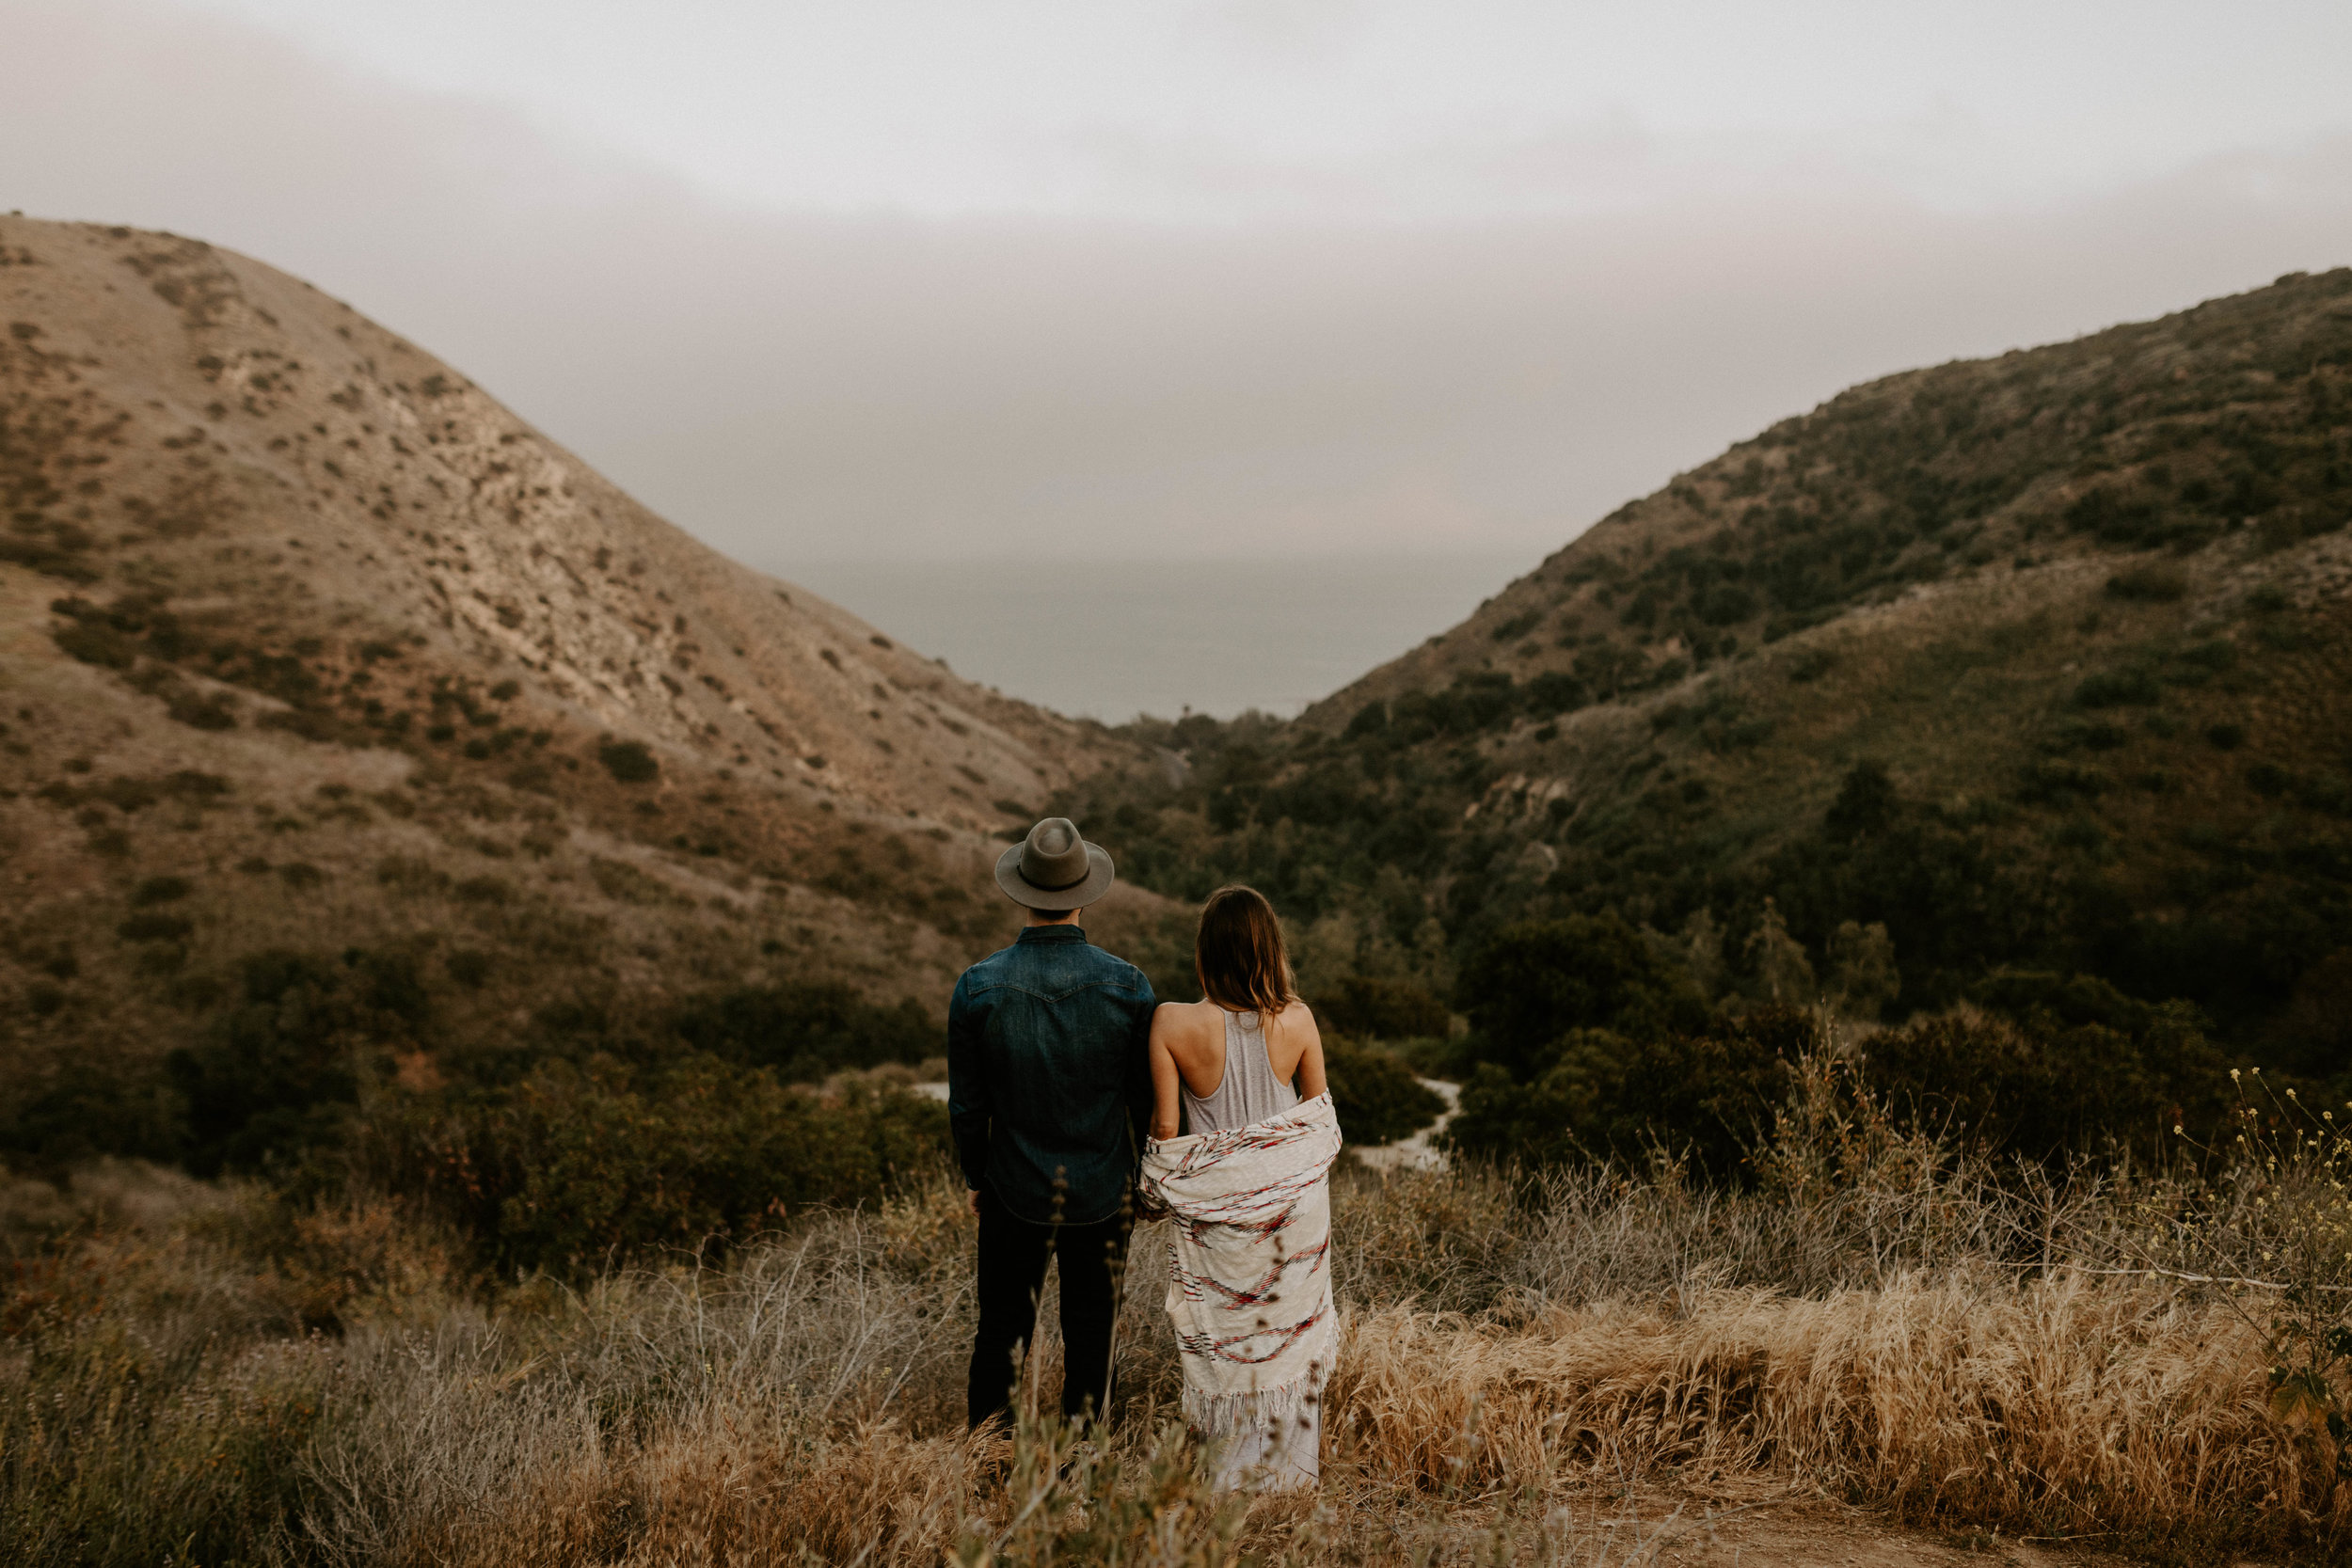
[1138,885,1343,1493]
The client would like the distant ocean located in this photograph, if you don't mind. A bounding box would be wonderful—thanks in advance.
[779,552,1538,721]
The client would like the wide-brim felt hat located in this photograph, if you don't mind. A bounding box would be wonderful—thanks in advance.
[995,816,1116,909]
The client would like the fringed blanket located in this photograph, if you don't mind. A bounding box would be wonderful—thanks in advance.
[1138,1092,1343,1440]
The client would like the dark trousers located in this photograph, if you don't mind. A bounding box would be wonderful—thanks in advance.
[967,1187,1132,1431]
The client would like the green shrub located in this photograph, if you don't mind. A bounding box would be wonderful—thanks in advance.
[0,1052,186,1170]
[669,981,932,1083]
[1695,583,1757,626]
[598,737,660,784]
[130,875,191,906]
[51,618,138,669]
[1454,913,1708,1082]
[1444,1006,1808,1178]
[2105,564,2189,602]
[1871,975,2230,1158]
[166,948,427,1177]
[378,1056,947,1275]
[1312,974,1449,1040]
[163,769,230,800]
[1322,1037,1443,1146]
[453,875,512,905]
[2073,668,2162,707]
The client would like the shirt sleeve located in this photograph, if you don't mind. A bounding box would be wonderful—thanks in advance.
[1124,969,1158,1160]
[946,974,991,1192]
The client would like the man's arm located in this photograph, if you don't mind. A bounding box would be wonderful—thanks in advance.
[1125,974,1159,1158]
[946,976,991,1210]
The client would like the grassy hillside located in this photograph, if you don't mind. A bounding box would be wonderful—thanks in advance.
[1059,266,2352,1080]
[8,1042,2344,1563]
[6,225,2350,1565]
[0,218,1186,1248]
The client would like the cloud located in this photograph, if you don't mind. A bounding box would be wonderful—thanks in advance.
[5,0,2349,575]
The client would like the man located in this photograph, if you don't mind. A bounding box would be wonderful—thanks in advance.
[949,816,1156,1433]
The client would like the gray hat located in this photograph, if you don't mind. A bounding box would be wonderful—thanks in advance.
[995,816,1116,909]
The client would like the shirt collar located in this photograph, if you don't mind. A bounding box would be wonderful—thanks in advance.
[1016,924,1088,945]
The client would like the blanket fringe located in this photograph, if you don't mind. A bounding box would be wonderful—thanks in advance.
[1180,1356,1332,1442]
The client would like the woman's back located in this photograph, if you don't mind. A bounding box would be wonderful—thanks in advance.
[1180,1007,1301,1132]
[1145,882,1332,1494]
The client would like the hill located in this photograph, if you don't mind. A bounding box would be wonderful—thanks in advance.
[3,225,2343,1568]
[1060,266,2352,1076]
[0,216,1180,1198]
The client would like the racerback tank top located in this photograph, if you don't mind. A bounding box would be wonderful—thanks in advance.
[1181,1007,1301,1133]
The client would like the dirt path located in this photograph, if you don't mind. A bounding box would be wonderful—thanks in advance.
[1567,1488,2235,1568]
[1654,1503,2104,1566]
[1336,1482,2238,1568]
[1351,1077,1461,1172]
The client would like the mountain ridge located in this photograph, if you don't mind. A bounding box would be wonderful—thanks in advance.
[1305,265,2352,732]
[2,218,1107,825]
[0,216,1188,1179]
[1060,264,2352,1061]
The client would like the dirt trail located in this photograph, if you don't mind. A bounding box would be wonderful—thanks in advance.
[1563,1487,2254,1568]
[1361,1483,2236,1567]
[1656,1503,2106,1566]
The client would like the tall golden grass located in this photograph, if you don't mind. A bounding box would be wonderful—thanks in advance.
[3,1054,2342,1563]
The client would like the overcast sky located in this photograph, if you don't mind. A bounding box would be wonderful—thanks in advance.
[5,0,2350,567]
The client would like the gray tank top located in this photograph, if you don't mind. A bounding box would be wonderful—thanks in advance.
[1181,1008,1301,1133]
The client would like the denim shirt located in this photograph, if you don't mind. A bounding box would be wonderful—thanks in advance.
[947,925,1157,1226]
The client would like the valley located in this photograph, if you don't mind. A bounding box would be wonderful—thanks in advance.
[4,220,2348,1564]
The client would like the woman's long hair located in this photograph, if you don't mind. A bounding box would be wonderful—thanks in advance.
[1194,885,1295,1016]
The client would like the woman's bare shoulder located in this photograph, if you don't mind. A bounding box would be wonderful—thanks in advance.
[1152,998,1223,1033]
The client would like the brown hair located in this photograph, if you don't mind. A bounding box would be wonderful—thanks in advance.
[1194,885,1295,1016]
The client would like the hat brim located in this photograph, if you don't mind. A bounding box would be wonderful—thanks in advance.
[994,841,1116,910]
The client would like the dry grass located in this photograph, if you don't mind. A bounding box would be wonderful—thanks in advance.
[1336,1284,2277,1532]
[3,1063,2340,1565]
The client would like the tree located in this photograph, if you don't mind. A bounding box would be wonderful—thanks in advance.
[1444,1007,1810,1179]
[1826,920,1899,1021]
[1455,913,1708,1082]
[1742,899,1817,1006]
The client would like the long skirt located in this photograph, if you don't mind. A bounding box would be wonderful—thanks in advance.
[1203,1386,1321,1492]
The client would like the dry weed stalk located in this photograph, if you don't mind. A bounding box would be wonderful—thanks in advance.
[5,1046,2344,1563]
[1332,1277,2280,1537]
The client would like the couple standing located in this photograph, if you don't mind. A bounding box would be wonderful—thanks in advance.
[948,816,1343,1492]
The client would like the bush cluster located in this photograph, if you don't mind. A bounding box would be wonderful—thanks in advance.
[0,937,955,1277]
[1438,908,2236,1178]
[369,1057,946,1275]
[1321,1037,1444,1147]
[1311,974,1448,1040]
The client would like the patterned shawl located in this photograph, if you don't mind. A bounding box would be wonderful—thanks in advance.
[1137,1092,1343,1438]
